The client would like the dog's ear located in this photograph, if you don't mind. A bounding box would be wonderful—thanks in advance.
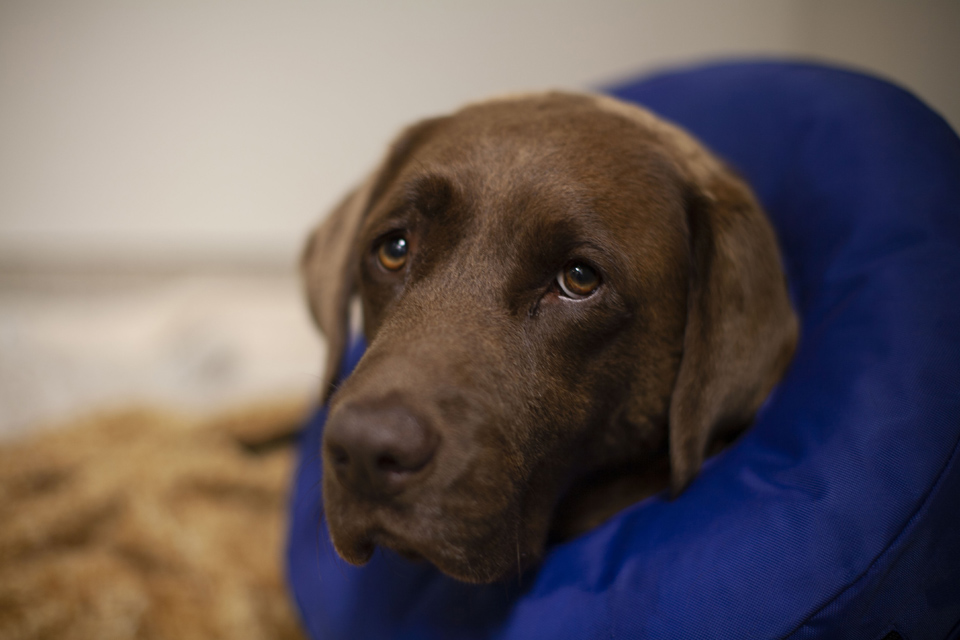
[588,95,798,495]
[668,173,798,494]
[302,118,445,401]
[302,179,374,402]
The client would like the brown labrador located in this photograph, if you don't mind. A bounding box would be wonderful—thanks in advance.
[302,92,798,584]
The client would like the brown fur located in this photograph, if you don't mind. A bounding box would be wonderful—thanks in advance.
[0,401,308,640]
[303,92,798,583]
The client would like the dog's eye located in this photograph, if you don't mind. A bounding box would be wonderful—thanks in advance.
[557,262,600,299]
[377,235,409,271]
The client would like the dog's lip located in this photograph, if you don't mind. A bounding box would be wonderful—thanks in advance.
[371,530,425,561]
[325,454,533,580]
[334,508,533,583]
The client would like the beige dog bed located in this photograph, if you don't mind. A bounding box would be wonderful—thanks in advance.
[0,400,310,640]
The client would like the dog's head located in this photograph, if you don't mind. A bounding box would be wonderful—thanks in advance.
[303,93,797,583]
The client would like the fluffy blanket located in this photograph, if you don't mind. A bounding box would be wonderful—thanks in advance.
[0,400,309,640]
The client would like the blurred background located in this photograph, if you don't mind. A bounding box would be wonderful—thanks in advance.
[2,0,958,437]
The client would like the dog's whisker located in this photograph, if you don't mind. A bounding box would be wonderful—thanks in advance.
[516,531,523,586]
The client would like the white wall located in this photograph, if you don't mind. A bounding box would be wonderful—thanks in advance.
[1,0,957,272]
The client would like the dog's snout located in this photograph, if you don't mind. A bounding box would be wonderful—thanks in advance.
[325,404,438,497]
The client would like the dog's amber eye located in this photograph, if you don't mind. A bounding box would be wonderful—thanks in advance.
[377,235,408,271]
[558,262,600,298]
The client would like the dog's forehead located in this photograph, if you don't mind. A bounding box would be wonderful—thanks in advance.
[390,94,689,237]
[424,94,664,175]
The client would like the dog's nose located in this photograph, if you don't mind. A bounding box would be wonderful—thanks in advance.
[324,404,438,497]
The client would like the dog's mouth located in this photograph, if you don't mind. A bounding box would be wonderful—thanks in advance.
[324,487,543,584]
[368,530,425,562]
[333,523,499,582]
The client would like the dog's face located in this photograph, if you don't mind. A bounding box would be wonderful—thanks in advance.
[303,93,797,583]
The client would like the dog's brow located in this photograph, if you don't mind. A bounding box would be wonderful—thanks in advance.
[404,174,456,221]
[523,205,612,257]
[359,173,465,250]
[361,200,412,240]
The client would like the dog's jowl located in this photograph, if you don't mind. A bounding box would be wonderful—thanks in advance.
[302,93,797,583]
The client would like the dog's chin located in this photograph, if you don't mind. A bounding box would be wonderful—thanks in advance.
[328,522,543,584]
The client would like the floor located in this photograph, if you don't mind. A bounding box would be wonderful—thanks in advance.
[0,270,325,440]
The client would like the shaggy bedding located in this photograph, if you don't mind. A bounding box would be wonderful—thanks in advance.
[0,400,308,640]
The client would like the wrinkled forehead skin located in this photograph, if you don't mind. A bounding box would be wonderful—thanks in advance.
[325,94,694,583]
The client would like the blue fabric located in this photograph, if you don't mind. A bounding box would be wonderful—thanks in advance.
[287,61,960,639]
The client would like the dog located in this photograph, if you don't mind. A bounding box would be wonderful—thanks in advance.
[302,92,798,584]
